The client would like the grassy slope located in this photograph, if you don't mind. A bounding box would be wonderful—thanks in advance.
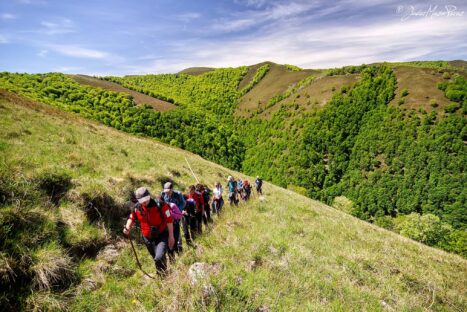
[236,63,467,119]
[236,63,321,117]
[237,62,272,90]
[71,75,176,111]
[260,74,361,118]
[389,66,460,114]
[1,92,466,311]
[178,67,215,75]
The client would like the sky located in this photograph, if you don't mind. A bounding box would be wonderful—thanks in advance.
[0,0,466,75]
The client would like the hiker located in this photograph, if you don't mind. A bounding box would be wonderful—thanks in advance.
[161,182,186,252]
[237,178,243,194]
[227,176,238,206]
[183,195,198,244]
[212,182,224,215]
[198,184,212,224]
[243,179,251,201]
[123,187,174,275]
[255,176,263,195]
[166,202,182,261]
[187,185,204,234]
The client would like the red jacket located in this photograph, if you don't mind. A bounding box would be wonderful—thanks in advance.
[188,192,204,213]
[130,199,173,237]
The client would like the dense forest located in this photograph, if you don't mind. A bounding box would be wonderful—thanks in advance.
[1,62,465,256]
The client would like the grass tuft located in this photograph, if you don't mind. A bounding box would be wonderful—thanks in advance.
[31,242,76,291]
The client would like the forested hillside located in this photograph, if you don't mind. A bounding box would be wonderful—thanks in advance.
[1,61,465,256]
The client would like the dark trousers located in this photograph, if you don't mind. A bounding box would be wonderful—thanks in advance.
[182,215,197,244]
[229,192,238,206]
[143,231,168,274]
[168,221,181,259]
[212,198,224,215]
[203,203,212,224]
[195,212,203,234]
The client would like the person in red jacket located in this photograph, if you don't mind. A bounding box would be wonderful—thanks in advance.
[187,185,204,235]
[123,187,174,274]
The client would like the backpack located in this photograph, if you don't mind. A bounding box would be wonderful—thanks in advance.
[132,198,165,226]
[185,198,197,217]
[169,203,183,221]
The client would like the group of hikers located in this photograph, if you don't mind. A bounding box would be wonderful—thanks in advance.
[123,176,263,275]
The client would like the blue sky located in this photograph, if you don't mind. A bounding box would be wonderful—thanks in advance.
[1,0,466,75]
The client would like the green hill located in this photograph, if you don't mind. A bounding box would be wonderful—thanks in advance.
[0,61,466,260]
[1,89,466,311]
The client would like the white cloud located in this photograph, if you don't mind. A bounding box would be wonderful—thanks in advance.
[1,13,17,20]
[53,66,82,73]
[234,0,268,8]
[38,49,48,57]
[40,18,74,35]
[0,35,8,44]
[174,12,202,22]
[17,0,47,4]
[210,1,319,33]
[134,15,467,73]
[48,44,110,59]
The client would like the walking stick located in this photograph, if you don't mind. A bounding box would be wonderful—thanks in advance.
[127,234,155,279]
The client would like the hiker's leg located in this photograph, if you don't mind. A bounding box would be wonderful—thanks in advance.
[190,216,197,241]
[206,204,212,222]
[154,233,168,274]
[142,236,156,259]
[196,212,203,234]
[173,221,181,252]
[182,215,192,243]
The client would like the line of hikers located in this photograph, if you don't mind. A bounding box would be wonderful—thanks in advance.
[123,176,263,275]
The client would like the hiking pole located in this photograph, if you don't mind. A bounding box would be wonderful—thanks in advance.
[127,234,155,279]
[184,156,200,184]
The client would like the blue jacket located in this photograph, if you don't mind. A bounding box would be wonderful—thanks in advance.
[161,190,186,212]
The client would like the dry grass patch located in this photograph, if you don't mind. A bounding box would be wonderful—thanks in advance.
[31,243,76,290]
[390,66,459,114]
[236,63,322,117]
[71,75,176,111]
[260,74,360,118]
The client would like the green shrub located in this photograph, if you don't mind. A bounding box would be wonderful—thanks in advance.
[395,213,452,246]
[444,102,460,113]
[284,64,302,71]
[374,216,395,230]
[439,229,467,257]
[401,88,409,97]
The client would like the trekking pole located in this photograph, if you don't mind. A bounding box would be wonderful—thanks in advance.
[184,157,200,184]
[127,234,155,279]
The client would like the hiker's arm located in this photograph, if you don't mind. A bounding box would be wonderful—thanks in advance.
[123,218,134,235]
[179,193,186,211]
[167,223,175,249]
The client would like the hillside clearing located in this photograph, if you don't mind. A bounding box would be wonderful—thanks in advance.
[236,63,322,117]
[259,74,361,118]
[389,66,454,114]
[71,75,176,111]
